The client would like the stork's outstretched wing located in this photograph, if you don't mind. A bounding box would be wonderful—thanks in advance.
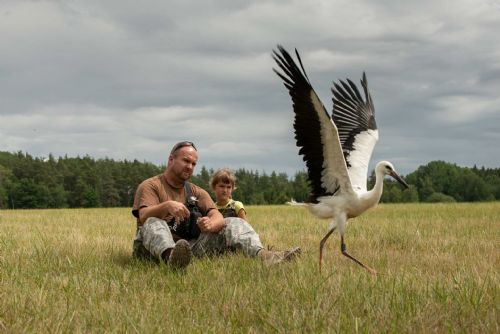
[331,73,378,193]
[272,45,353,201]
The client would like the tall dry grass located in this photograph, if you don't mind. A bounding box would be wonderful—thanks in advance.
[0,203,498,333]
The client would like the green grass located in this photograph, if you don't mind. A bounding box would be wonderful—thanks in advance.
[0,203,498,333]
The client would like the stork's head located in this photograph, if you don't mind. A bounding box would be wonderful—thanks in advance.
[376,161,409,189]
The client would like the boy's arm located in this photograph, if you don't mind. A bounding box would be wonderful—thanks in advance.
[237,209,247,220]
[235,200,247,220]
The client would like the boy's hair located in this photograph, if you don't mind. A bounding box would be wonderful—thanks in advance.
[210,168,237,190]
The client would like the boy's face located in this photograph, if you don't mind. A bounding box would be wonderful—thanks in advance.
[214,182,233,203]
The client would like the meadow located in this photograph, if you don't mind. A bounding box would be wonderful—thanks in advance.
[0,203,498,333]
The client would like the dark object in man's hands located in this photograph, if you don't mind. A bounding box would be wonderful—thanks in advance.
[167,203,202,239]
[167,183,202,239]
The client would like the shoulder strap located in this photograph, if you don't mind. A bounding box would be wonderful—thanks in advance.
[184,182,195,204]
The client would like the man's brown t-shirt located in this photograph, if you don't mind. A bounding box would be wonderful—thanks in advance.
[132,173,216,224]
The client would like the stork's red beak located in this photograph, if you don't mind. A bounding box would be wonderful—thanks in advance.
[390,171,409,189]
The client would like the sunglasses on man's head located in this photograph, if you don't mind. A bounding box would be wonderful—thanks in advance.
[170,141,197,154]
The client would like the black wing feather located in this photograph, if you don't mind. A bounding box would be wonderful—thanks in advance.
[331,73,377,166]
[272,45,332,199]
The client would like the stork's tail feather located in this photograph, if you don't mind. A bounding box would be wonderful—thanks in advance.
[286,199,308,206]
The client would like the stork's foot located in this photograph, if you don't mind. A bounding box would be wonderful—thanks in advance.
[343,251,378,275]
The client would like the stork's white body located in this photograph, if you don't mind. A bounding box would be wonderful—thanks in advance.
[295,160,387,233]
[273,46,409,274]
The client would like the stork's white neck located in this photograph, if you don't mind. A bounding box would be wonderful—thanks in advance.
[365,167,385,207]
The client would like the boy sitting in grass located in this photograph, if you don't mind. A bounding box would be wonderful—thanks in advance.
[210,168,246,220]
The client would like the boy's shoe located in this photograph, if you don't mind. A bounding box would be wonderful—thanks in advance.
[167,239,192,269]
[259,246,301,266]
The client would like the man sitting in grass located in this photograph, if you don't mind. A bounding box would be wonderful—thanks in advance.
[131,141,301,269]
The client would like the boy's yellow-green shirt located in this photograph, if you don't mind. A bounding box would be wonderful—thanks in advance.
[216,199,245,218]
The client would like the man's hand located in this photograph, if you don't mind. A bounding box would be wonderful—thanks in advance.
[164,201,190,224]
[196,216,214,233]
[138,200,190,225]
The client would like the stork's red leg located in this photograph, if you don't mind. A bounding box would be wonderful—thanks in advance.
[319,227,336,273]
[340,235,377,275]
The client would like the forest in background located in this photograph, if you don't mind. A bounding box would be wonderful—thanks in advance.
[0,151,499,209]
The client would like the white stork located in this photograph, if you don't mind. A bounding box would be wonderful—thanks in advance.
[272,45,409,275]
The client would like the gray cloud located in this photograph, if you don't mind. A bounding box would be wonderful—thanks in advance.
[1,0,499,178]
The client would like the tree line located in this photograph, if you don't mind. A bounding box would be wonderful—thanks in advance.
[0,151,498,209]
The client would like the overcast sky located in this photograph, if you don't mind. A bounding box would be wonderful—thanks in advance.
[1,0,499,177]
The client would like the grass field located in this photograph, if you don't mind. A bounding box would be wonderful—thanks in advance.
[1,203,499,333]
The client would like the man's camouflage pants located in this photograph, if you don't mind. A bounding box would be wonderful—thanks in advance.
[132,216,264,261]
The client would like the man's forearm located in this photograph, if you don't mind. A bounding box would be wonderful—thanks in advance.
[139,201,190,225]
[138,202,170,224]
